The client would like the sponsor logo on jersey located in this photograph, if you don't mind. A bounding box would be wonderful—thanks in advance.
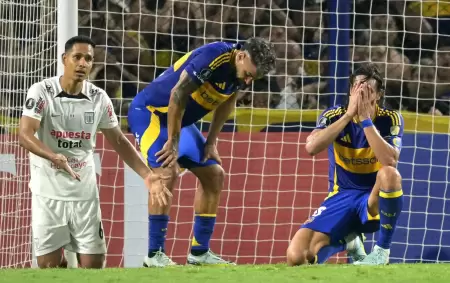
[35,97,46,114]
[57,139,83,149]
[89,87,100,97]
[338,153,378,165]
[50,130,92,140]
[199,90,221,106]
[51,157,88,170]
[106,104,116,123]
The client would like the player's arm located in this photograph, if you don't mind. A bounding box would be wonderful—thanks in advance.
[102,126,153,178]
[167,47,224,146]
[99,97,152,179]
[205,92,238,145]
[363,113,403,167]
[305,112,352,156]
[167,70,199,147]
[306,83,361,156]
[19,84,57,161]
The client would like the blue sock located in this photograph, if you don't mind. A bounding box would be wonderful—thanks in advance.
[310,244,346,264]
[376,189,403,249]
[148,214,169,257]
[191,214,216,255]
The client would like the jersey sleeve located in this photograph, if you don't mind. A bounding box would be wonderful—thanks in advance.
[22,83,47,121]
[184,46,227,85]
[315,107,342,130]
[382,111,404,152]
[98,93,119,129]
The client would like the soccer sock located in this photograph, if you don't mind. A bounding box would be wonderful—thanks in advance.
[191,214,216,256]
[376,189,404,249]
[148,214,169,258]
[310,244,346,264]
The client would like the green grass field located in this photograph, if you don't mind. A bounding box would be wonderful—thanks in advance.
[0,264,449,283]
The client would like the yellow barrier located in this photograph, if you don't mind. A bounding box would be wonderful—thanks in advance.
[1,108,449,134]
[202,108,450,134]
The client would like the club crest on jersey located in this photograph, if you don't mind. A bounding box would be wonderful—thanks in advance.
[84,111,95,124]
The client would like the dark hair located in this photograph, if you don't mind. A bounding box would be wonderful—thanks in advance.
[64,35,96,53]
[242,37,277,78]
[348,63,385,106]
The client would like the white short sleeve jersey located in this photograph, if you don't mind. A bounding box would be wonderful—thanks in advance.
[22,76,119,200]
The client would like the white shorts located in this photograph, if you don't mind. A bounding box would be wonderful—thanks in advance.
[31,194,106,257]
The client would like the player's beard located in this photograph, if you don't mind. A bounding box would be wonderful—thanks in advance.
[236,78,249,90]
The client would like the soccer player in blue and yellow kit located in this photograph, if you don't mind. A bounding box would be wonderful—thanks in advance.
[128,38,276,267]
[287,64,404,266]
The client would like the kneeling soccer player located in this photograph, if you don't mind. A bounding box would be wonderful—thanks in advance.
[287,63,404,266]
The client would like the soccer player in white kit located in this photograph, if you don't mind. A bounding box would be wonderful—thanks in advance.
[18,35,172,269]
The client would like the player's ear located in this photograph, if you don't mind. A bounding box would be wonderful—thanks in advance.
[237,51,246,63]
[62,53,67,66]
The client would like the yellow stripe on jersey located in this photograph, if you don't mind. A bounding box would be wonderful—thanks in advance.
[379,190,403,199]
[173,51,193,71]
[323,107,345,120]
[333,142,382,174]
[140,111,161,166]
[147,106,169,113]
[191,82,230,110]
[209,53,231,70]
[377,108,401,126]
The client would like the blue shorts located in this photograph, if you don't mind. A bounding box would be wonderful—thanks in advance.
[127,106,218,169]
[301,189,380,245]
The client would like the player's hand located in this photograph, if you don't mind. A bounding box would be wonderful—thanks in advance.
[346,82,362,118]
[202,143,222,164]
[144,170,173,206]
[155,140,178,168]
[358,83,375,121]
[51,154,81,181]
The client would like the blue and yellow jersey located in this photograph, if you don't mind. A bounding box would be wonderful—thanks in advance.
[132,41,241,127]
[316,105,404,193]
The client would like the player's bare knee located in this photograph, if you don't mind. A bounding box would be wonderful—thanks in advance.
[196,165,225,194]
[286,247,309,266]
[78,254,105,269]
[156,166,179,192]
[377,166,402,191]
[37,254,62,269]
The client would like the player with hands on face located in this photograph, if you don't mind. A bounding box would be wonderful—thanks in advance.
[287,63,404,266]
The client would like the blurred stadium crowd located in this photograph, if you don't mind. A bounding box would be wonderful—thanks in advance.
[2,0,450,126]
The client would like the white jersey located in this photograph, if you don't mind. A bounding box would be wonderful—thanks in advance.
[22,76,118,201]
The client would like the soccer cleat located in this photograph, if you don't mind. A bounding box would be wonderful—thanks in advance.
[187,250,236,265]
[353,245,390,265]
[143,249,177,267]
[345,233,367,262]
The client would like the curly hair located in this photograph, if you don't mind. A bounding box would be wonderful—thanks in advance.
[242,37,277,78]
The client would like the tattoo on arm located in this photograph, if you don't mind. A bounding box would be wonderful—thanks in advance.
[172,72,198,108]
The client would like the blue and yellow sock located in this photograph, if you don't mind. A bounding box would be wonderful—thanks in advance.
[376,189,403,249]
[191,214,216,256]
[148,214,169,258]
[309,244,346,264]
